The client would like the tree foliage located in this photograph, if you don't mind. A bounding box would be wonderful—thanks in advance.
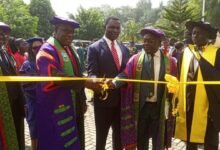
[206,0,220,29]
[73,7,104,41]
[0,0,38,38]
[117,6,136,24]
[134,0,152,23]
[98,5,136,26]
[156,0,197,40]
[188,0,220,30]
[132,0,162,27]
[29,0,55,38]
[120,20,142,42]
[71,0,162,42]
[99,5,120,20]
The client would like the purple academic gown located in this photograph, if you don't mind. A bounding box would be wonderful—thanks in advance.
[120,52,177,149]
[36,42,80,150]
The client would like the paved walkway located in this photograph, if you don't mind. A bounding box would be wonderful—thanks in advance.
[24,89,219,149]
[24,102,202,150]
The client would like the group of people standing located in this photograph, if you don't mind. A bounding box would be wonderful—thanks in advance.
[0,14,220,150]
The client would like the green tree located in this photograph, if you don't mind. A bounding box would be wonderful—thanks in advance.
[120,20,142,42]
[117,6,135,24]
[156,0,197,39]
[98,5,137,31]
[206,0,220,29]
[188,0,202,18]
[134,0,152,23]
[29,0,55,38]
[148,4,163,25]
[0,0,38,38]
[132,0,163,27]
[188,0,220,29]
[73,7,104,40]
[99,5,119,19]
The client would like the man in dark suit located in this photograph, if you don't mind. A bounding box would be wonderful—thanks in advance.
[87,16,129,150]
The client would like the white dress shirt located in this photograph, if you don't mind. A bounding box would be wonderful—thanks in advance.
[146,50,161,102]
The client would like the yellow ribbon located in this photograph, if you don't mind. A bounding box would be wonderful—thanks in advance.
[165,74,179,116]
[1,75,220,102]
[0,76,220,85]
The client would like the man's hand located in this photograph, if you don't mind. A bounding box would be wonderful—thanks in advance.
[105,79,116,89]
[85,79,104,93]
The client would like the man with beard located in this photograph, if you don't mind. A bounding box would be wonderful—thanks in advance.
[87,16,129,150]
[0,22,25,150]
[36,16,86,150]
[174,21,220,150]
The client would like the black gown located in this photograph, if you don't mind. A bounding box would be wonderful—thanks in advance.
[0,47,25,150]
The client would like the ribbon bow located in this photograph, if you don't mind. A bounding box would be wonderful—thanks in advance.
[165,74,179,116]
[99,83,109,100]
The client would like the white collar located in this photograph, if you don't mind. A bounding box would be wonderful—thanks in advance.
[103,36,116,45]
[154,50,160,57]
[145,49,160,57]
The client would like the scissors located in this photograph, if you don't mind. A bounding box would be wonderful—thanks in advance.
[99,75,109,100]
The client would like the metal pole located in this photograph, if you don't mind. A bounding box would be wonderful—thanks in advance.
[202,0,206,21]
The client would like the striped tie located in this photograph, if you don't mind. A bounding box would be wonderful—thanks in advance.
[111,42,120,70]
